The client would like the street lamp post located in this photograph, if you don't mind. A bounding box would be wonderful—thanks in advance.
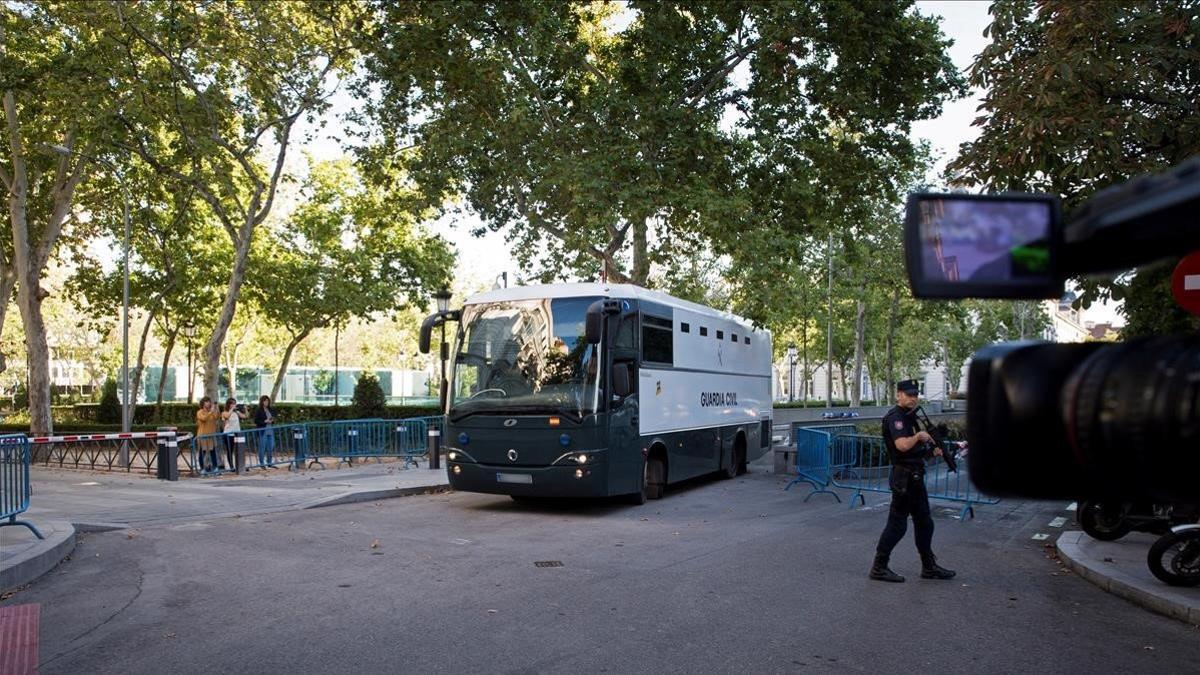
[182,324,197,404]
[787,343,797,403]
[432,289,452,471]
[92,155,132,465]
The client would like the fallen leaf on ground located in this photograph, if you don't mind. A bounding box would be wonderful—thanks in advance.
[370,539,381,549]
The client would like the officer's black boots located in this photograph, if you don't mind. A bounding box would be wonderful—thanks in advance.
[869,554,905,583]
[921,555,956,580]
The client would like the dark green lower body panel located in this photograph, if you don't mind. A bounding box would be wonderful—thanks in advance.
[447,460,616,498]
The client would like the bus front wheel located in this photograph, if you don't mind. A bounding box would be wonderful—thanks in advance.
[645,455,665,500]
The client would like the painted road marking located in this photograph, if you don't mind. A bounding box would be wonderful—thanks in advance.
[1049,517,1068,528]
[0,603,39,674]
[1066,502,1077,512]
[1032,533,1050,541]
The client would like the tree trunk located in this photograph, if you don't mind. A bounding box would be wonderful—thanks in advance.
[885,287,899,406]
[223,337,242,403]
[0,276,15,373]
[15,277,51,434]
[799,282,809,402]
[203,218,255,400]
[631,216,650,285]
[825,233,834,408]
[852,295,865,407]
[270,328,311,402]
[154,325,178,416]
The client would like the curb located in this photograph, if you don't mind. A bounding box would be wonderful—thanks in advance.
[0,521,76,592]
[73,522,130,534]
[302,484,452,510]
[1056,531,1200,625]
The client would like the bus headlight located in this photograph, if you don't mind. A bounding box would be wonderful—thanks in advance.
[574,453,588,465]
[448,451,458,461]
[575,468,584,478]
[452,465,462,475]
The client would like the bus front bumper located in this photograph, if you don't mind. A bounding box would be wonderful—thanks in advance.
[447,461,611,498]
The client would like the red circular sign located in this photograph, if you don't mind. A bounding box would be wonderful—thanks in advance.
[1172,251,1200,316]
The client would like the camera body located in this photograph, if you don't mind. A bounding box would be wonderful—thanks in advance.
[904,156,1200,502]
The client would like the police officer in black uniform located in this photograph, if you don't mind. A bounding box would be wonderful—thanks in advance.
[869,379,956,582]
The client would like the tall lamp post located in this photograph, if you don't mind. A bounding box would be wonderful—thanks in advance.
[432,289,453,470]
[93,155,132,465]
[182,323,197,403]
[787,343,797,403]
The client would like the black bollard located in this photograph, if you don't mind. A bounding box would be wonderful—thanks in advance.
[428,427,441,470]
[235,434,246,474]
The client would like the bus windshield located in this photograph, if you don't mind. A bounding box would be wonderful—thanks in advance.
[449,297,602,420]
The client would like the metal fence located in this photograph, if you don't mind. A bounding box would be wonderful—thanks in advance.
[0,434,43,539]
[188,417,437,476]
[785,427,1000,519]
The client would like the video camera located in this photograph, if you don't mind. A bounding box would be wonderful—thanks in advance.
[903,156,1200,502]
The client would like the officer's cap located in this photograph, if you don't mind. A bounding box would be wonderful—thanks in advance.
[895,379,920,394]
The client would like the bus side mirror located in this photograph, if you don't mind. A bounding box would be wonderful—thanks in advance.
[418,313,439,354]
[585,302,603,344]
[612,362,633,398]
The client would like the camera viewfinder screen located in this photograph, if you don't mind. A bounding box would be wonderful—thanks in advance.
[917,199,1052,285]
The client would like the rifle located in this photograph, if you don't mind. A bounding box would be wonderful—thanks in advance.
[915,406,959,473]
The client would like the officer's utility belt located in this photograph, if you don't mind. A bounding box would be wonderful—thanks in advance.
[889,463,924,496]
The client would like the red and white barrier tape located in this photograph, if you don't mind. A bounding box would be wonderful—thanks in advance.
[28,431,177,444]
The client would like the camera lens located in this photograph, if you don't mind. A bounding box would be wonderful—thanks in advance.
[1062,335,1200,501]
[968,336,1200,502]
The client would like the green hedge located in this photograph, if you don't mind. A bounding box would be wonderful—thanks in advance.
[773,400,888,409]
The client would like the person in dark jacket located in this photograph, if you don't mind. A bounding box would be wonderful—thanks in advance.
[869,379,956,583]
[254,395,278,468]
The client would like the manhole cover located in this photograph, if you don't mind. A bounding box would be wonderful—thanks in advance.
[534,561,564,568]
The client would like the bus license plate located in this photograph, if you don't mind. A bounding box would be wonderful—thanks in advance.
[496,473,533,484]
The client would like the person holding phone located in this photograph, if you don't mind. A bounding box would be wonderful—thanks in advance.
[254,395,277,468]
[221,398,245,471]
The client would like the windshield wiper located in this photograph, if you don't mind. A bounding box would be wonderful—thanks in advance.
[450,403,585,423]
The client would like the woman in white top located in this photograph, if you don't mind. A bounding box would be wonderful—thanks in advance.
[221,398,245,470]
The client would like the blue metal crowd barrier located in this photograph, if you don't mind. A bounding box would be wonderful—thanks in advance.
[187,417,436,476]
[827,433,999,519]
[784,427,840,502]
[0,434,43,539]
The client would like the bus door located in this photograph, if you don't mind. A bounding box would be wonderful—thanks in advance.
[607,302,641,495]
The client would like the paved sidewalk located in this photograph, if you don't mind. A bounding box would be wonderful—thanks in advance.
[24,461,451,531]
[1057,530,1200,625]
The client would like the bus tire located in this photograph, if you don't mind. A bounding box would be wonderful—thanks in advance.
[721,447,738,479]
[646,454,666,500]
[722,435,745,480]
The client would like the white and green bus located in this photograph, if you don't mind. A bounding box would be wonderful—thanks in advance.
[421,283,773,503]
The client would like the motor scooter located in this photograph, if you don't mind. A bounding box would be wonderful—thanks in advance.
[1077,500,1199,541]
[1148,524,1200,587]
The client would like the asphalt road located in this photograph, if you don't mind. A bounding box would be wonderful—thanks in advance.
[11,470,1200,674]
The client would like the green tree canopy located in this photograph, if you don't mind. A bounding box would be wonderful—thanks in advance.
[948,0,1200,335]
[356,0,963,290]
